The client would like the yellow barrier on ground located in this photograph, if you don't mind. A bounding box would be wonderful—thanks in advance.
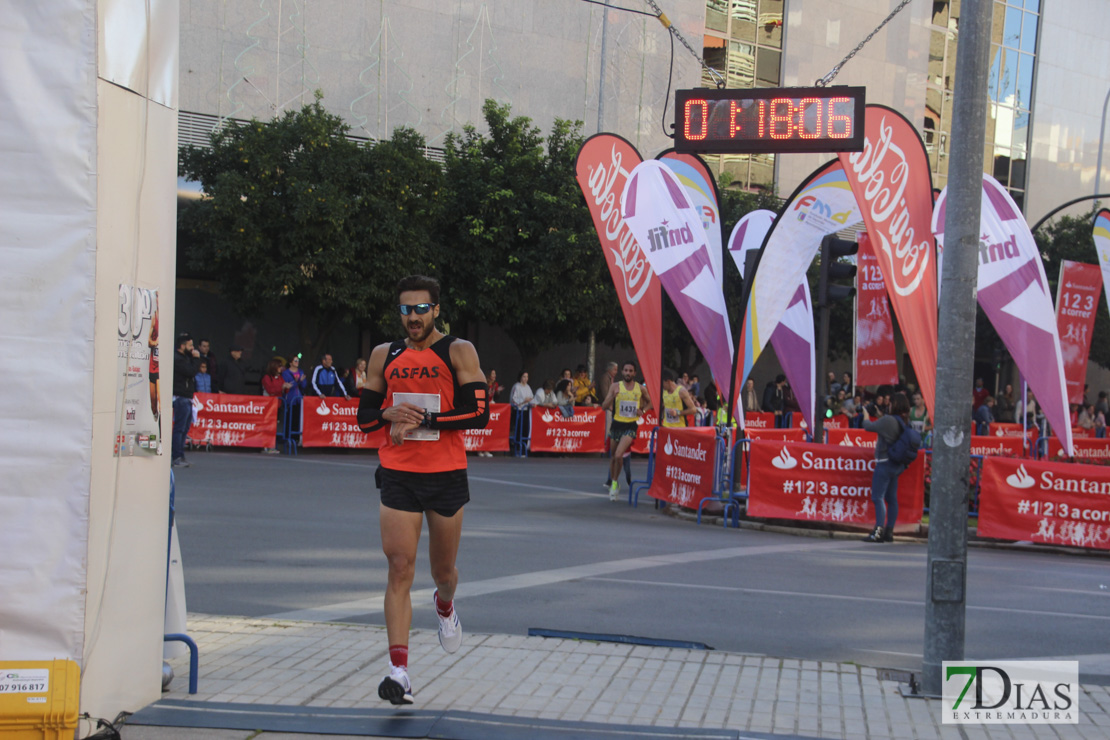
[0,660,79,739]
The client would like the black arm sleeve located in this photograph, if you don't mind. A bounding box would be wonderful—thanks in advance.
[357,389,387,432]
[426,381,489,430]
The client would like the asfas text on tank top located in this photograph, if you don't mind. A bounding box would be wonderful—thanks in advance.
[662,387,686,427]
[379,335,466,473]
[613,381,643,423]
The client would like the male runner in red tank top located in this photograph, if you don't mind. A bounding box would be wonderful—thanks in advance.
[357,275,489,706]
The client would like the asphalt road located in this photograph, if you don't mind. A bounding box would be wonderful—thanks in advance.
[170,450,1110,682]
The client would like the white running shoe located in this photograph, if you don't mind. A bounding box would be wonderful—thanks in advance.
[433,590,462,654]
[377,664,413,705]
[609,480,619,502]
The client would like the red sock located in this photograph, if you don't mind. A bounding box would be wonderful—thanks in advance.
[435,591,453,617]
[389,644,408,669]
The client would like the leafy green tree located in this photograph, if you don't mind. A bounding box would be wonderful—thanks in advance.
[179,95,443,360]
[437,100,624,362]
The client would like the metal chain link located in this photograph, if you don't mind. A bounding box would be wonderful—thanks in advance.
[642,0,726,88]
[817,0,915,86]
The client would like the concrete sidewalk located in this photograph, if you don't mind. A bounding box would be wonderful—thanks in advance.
[119,614,1110,740]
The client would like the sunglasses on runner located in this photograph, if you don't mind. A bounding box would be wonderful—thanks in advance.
[398,303,436,316]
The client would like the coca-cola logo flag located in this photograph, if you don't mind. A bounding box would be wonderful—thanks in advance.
[575,135,663,411]
[839,106,938,418]
[622,160,734,404]
[933,174,1073,456]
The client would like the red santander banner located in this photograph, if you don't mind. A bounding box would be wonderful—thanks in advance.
[968,435,1026,458]
[743,412,776,430]
[189,392,278,448]
[301,396,385,449]
[840,106,938,419]
[1055,260,1102,405]
[826,429,877,448]
[631,410,658,454]
[746,427,806,441]
[646,427,718,507]
[1045,436,1110,463]
[855,232,899,385]
[462,403,510,453]
[978,457,1110,550]
[575,134,663,412]
[747,440,924,529]
[529,406,606,453]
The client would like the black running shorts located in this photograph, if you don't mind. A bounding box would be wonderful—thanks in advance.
[609,420,638,441]
[377,466,470,517]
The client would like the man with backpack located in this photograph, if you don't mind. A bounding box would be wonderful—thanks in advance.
[860,391,920,543]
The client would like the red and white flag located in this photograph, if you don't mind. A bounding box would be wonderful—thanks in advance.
[1054,261,1102,405]
[855,233,899,386]
[576,135,663,411]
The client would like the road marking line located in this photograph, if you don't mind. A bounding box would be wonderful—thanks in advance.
[265,539,858,622]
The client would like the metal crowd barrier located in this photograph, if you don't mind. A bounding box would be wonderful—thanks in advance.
[282,397,302,455]
[510,406,531,457]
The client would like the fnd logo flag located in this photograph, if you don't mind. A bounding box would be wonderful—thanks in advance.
[943,661,1077,724]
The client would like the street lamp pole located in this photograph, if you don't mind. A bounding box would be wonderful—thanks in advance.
[1096,85,1110,200]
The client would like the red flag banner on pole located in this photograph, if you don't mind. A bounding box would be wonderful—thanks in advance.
[978,457,1110,550]
[1055,261,1102,405]
[575,134,663,411]
[855,233,899,386]
[839,106,938,417]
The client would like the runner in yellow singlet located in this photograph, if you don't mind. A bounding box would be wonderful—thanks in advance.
[660,369,696,428]
[601,361,652,501]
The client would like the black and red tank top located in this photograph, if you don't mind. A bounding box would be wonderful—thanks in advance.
[378,335,466,473]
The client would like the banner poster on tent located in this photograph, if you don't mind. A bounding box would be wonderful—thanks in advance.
[1055,261,1102,404]
[746,440,924,529]
[855,234,899,386]
[115,284,162,456]
[978,457,1110,550]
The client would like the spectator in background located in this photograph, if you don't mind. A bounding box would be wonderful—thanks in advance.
[689,374,701,399]
[560,368,572,382]
[352,358,369,397]
[1078,403,1097,433]
[841,372,853,398]
[1096,390,1110,418]
[573,365,597,406]
[762,374,786,427]
[487,370,502,402]
[742,378,760,414]
[597,362,618,407]
[995,383,1016,423]
[218,345,247,395]
[860,392,913,543]
[826,371,841,398]
[172,333,200,467]
[875,393,891,417]
[510,371,534,410]
[260,357,287,397]
[259,356,286,455]
[195,360,213,394]
[554,378,576,419]
[311,353,349,398]
[972,377,989,410]
[339,366,356,397]
[974,396,995,435]
[534,379,556,408]
[197,339,217,385]
[1015,388,1038,427]
[908,392,930,431]
[282,356,307,404]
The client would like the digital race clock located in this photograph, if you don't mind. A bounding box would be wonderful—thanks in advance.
[674,86,866,154]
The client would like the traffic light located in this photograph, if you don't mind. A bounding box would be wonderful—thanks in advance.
[813,234,858,442]
[818,235,859,306]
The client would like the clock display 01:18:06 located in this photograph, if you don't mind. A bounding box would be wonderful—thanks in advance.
[673,87,865,154]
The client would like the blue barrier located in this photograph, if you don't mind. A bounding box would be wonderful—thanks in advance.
[283,397,301,456]
[629,427,657,507]
[510,407,531,457]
